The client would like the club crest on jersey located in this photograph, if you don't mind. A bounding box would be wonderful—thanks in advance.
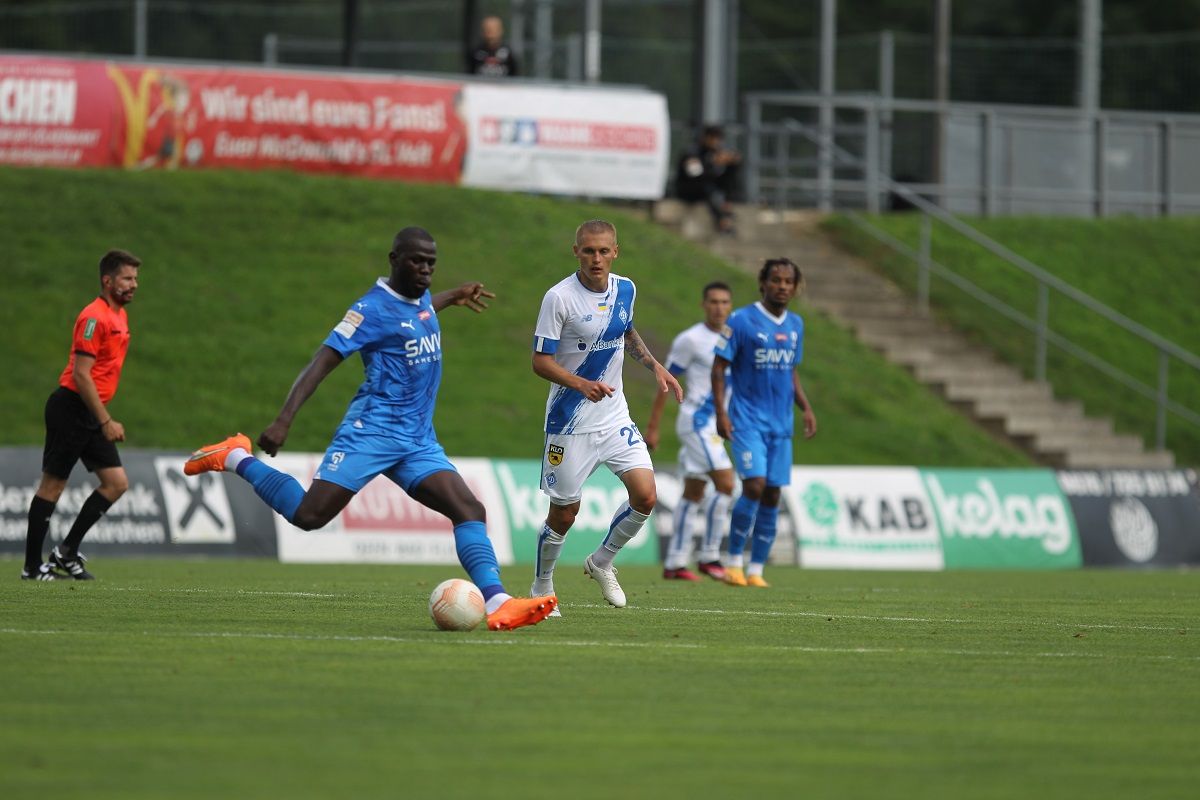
[618,305,628,325]
[547,444,564,466]
[418,310,432,321]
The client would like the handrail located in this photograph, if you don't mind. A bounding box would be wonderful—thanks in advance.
[844,214,1200,430]
[775,117,1200,372]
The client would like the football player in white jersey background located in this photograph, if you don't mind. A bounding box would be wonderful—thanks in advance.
[645,281,736,582]
[531,220,683,612]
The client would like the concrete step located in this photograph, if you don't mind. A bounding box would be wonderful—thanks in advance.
[853,317,950,337]
[916,362,1022,386]
[942,381,1054,405]
[879,341,986,368]
[1002,413,1113,438]
[1033,431,1146,455]
[1060,449,1176,468]
[813,298,920,320]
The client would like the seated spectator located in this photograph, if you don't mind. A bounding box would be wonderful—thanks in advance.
[675,125,741,236]
[467,16,519,77]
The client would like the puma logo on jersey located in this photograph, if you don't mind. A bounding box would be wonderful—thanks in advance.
[401,320,415,330]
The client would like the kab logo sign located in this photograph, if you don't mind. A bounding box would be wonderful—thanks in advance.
[784,468,943,570]
[922,470,1081,569]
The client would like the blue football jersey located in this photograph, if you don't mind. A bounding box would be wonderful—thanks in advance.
[713,301,805,437]
[322,278,443,441]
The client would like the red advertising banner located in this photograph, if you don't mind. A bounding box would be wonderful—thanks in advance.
[0,56,114,167]
[1,56,466,183]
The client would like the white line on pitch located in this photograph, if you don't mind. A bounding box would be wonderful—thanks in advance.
[1,627,1196,661]
[568,603,1188,632]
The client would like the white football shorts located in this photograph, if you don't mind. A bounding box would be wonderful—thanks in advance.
[540,424,653,505]
[678,427,733,479]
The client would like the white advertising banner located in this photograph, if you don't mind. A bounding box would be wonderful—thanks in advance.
[782,467,944,570]
[460,83,669,199]
[269,454,513,565]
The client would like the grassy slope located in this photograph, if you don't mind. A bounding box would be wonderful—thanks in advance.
[2,561,1197,800]
[824,214,1200,466]
[3,166,1027,466]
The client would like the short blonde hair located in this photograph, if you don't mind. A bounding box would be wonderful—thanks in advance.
[575,219,617,244]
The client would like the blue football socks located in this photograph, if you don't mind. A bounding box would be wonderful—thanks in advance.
[236,457,305,523]
[749,503,780,566]
[727,495,760,556]
[453,521,504,601]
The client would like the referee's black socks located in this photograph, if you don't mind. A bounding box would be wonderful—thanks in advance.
[61,491,113,557]
[25,496,56,571]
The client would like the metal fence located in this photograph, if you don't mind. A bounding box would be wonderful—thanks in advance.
[744,92,1200,218]
[7,2,1200,121]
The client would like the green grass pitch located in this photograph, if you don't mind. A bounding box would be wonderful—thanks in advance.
[2,559,1197,799]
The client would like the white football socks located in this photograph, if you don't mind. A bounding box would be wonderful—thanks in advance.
[485,593,512,615]
[699,492,731,563]
[534,523,565,592]
[224,447,250,472]
[665,498,694,569]
[590,502,649,569]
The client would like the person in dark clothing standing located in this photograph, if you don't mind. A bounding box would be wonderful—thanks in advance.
[467,15,519,77]
[23,249,141,581]
[675,125,742,236]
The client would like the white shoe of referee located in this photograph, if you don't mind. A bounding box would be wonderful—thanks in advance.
[583,555,626,608]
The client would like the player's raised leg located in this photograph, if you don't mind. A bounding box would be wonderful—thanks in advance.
[184,433,355,531]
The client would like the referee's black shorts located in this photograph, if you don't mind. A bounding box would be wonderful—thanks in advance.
[41,386,122,479]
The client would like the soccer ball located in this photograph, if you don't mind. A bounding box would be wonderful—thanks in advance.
[428,578,486,631]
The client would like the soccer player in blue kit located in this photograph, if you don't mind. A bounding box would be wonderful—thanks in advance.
[712,258,817,587]
[184,227,556,631]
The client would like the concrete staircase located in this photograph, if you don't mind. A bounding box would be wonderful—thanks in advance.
[650,200,1175,469]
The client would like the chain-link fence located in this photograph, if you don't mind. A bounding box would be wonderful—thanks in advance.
[4,1,1200,117]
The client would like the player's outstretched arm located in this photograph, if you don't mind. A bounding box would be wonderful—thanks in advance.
[259,345,344,456]
[432,282,494,313]
[793,371,817,439]
[532,352,614,403]
[624,328,683,403]
[712,355,733,440]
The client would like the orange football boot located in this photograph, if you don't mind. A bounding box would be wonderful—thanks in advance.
[184,433,252,476]
[723,566,747,587]
[747,574,770,588]
[487,595,558,631]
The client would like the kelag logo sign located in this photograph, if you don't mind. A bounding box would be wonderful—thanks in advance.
[921,470,1081,569]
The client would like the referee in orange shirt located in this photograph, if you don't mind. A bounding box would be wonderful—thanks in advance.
[22,250,140,581]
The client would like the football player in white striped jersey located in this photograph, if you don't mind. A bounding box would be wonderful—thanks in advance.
[645,281,736,582]
[530,220,683,612]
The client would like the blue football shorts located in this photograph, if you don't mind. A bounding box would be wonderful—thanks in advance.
[313,425,457,494]
[730,428,793,487]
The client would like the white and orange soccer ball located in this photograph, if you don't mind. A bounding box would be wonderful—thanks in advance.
[428,578,486,631]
